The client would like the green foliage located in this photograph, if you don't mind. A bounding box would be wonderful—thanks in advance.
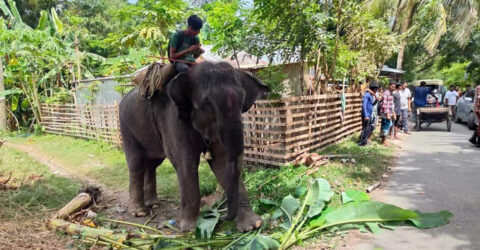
[195,209,220,239]
[256,66,288,99]
[204,0,245,65]
[341,190,371,204]
[45,88,73,104]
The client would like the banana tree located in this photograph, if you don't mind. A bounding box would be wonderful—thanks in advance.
[0,1,104,129]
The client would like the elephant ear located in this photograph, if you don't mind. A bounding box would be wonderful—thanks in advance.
[239,71,271,112]
[167,72,192,120]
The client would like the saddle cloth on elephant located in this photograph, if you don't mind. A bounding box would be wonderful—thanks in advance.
[132,63,175,99]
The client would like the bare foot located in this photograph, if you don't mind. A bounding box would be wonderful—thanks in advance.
[382,142,389,146]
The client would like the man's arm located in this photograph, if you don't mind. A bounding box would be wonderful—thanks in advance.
[362,94,372,119]
[169,45,200,60]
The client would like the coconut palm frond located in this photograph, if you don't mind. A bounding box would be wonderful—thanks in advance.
[423,3,447,54]
[445,0,479,47]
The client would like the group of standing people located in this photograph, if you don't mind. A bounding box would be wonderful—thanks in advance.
[359,81,412,146]
[359,80,480,148]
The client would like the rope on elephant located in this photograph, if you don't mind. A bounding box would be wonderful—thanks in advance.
[133,62,175,99]
[142,63,163,99]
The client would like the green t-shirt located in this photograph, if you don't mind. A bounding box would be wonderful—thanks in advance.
[169,31,200,63]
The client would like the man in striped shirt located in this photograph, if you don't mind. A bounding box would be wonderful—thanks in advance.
[380,82,396,146]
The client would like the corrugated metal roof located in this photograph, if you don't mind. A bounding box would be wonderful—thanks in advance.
[381,65,405,74]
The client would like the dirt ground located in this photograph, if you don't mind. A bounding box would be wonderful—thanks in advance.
[2,142,187,248]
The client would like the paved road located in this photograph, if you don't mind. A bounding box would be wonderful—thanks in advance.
[352,121,480,250]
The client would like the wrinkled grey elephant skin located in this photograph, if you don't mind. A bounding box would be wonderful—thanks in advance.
[119,62,270,232]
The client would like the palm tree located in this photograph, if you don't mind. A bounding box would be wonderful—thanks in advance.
[367,0,479,69]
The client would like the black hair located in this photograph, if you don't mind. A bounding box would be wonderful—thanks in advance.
[187,15,203,30]
[420,81,426,86]
[395,83,401,89]
[369,82,379,90]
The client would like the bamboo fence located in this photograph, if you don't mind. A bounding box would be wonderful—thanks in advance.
[40,93,362,166]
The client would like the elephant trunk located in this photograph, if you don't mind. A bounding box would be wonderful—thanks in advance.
[220,121,244,220]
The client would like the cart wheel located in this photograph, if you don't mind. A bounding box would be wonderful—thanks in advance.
[447,115,452,132]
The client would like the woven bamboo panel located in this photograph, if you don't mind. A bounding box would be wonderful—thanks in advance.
[241,93,362,166]
[40,103,122,146]
[40,93,362,167]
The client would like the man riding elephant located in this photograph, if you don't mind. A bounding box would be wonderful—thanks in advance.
[168,15,205,73]
[119,61,270,232]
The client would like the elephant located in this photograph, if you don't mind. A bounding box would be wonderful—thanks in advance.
[119,61,270,232]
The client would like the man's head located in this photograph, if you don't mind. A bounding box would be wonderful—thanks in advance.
[388,82,396,92]
[186,15,203,36]
[402,81,408,89]
[395,83,401,91]
[449,85,455,91]
[420,81,426,87]
[369,82,379,92]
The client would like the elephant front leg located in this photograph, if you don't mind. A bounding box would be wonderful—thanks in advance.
[208,152,263,232]
[174,158,201,232]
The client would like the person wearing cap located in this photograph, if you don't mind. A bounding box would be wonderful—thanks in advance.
[359,83,379,146]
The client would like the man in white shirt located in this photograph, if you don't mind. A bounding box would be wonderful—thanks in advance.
[399,82,412,134]
[445,85,459,119]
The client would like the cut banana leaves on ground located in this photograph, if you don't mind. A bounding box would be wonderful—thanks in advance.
[51,178,452,250]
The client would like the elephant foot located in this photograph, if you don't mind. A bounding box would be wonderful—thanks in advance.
[178,217,197,232]
[145,197,160,209]
[236,209,263,232]
[129,203,148,217]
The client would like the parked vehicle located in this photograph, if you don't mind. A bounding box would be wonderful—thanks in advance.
[455,89,479,130]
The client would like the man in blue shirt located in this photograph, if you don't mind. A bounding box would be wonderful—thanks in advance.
[359,83,379,146]
[414,81,437,107]
[413,81,437,127]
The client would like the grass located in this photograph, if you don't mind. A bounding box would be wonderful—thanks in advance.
[244,132,395,211]
[6,134,217,201]
[1,132,395,248]
[0,146,82,249]
[0,146,82,219]
[6,131,394,211]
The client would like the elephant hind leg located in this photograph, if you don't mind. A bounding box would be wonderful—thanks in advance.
[144,158,164,208]
[121,125,149,217]
[127,157,148,217]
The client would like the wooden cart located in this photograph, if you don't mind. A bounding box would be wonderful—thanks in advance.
[416,107,451,132]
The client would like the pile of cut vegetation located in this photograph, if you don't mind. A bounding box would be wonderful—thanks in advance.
[47,178,452,249]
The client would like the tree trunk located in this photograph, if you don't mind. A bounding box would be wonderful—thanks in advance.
[299,45,305,95]
[75,34,82,81]
[329,0,344,79]
[0,57,6,131]
[396,3,416,70]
